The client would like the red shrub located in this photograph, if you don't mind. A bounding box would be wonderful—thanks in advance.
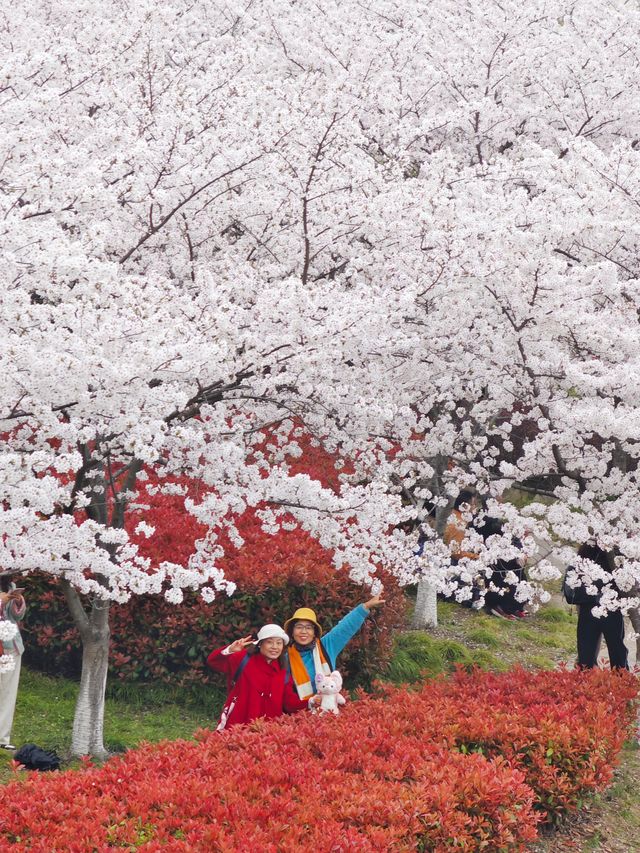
[0,669,635,852]
[25,498,407,689]
[372,666,639,821]
[0,685,536,851]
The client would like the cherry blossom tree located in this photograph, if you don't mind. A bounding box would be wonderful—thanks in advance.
[366,0,640,630]
[2,0,640,753]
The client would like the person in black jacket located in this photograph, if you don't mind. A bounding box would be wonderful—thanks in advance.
[574,543,628,670]
[477,517,527,620]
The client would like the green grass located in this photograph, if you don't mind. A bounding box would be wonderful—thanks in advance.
[0,668,225,783]
[527,654,555,669]
[469,649,509,671]
[513,627,541,642]
[537,605,574,624]
[384,630,506,684]
[385,632,468,682]
[395,595,578,685]
[435,601,461,626]
[466,627,501,648]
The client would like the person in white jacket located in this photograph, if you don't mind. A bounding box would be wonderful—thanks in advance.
[0,576,26,750]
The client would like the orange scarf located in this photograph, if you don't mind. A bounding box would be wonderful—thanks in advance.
[287,642,331,700]
[444,510,478,560]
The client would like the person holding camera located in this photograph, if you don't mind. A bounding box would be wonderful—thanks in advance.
[0,576,26,750]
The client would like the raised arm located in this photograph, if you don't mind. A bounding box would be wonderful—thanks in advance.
[207,636,253,675]
[322,594,385,664]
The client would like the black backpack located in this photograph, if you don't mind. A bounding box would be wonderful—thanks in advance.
[14,743,60,771]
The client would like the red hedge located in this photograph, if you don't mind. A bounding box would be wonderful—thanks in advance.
[25,441,408,689]
[376,666,639,822]
[25,507,407,689]
[1,668,636,852]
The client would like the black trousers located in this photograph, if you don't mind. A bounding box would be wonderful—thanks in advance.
[577,606,628,669]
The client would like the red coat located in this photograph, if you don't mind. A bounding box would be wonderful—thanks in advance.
[207,647,308,729]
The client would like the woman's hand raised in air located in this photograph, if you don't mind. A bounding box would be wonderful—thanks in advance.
[227,636,254,654]
[363,593,385,611]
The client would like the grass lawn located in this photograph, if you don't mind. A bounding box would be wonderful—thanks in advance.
[384,599,578,683]
[0,668,224,784]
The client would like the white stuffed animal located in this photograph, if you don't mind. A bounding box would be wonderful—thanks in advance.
[314,670,347,714]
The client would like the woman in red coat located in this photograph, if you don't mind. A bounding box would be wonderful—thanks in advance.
[207,624,309,731]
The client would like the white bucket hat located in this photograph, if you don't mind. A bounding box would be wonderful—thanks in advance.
[254,624,289,645]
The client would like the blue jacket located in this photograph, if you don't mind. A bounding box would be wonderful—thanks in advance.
[291,604,369,691]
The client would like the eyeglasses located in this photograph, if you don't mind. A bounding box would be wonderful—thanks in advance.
[294,623,315,632]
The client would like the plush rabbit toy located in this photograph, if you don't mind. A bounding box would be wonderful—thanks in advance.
[314,670,347,714]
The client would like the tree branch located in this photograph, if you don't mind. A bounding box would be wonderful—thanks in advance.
[301,114,338,285]
[119,154,264,264]
[61,577,90,637]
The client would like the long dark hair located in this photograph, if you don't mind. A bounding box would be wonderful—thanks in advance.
[0,575,11,593]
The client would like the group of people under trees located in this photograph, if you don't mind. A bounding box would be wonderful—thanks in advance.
[440,491,630,671]
[209,503,632,734]
[207,595,384,730]
[0,511,630,747]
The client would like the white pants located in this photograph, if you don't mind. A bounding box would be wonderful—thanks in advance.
[0,652,21,744]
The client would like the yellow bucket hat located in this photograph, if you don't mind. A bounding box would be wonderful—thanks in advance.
[284,607,323,637]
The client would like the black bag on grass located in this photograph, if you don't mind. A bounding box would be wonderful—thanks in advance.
[14,743,60,771]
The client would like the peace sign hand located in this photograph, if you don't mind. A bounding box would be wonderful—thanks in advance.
[227,636,254,654]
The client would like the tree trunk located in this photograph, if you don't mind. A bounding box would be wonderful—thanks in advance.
[58,452,142,757]
[62,580,111,758]
[413,579,438,629]
[72,601,110,758]
[411,479,455,631]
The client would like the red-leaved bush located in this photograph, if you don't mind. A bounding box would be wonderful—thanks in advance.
[24,429,407,688]
[378,666,639,822]
[0,668,636,852]
[24,486,408,689]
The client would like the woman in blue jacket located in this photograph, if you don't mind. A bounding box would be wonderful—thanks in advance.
[283,594,384,702]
